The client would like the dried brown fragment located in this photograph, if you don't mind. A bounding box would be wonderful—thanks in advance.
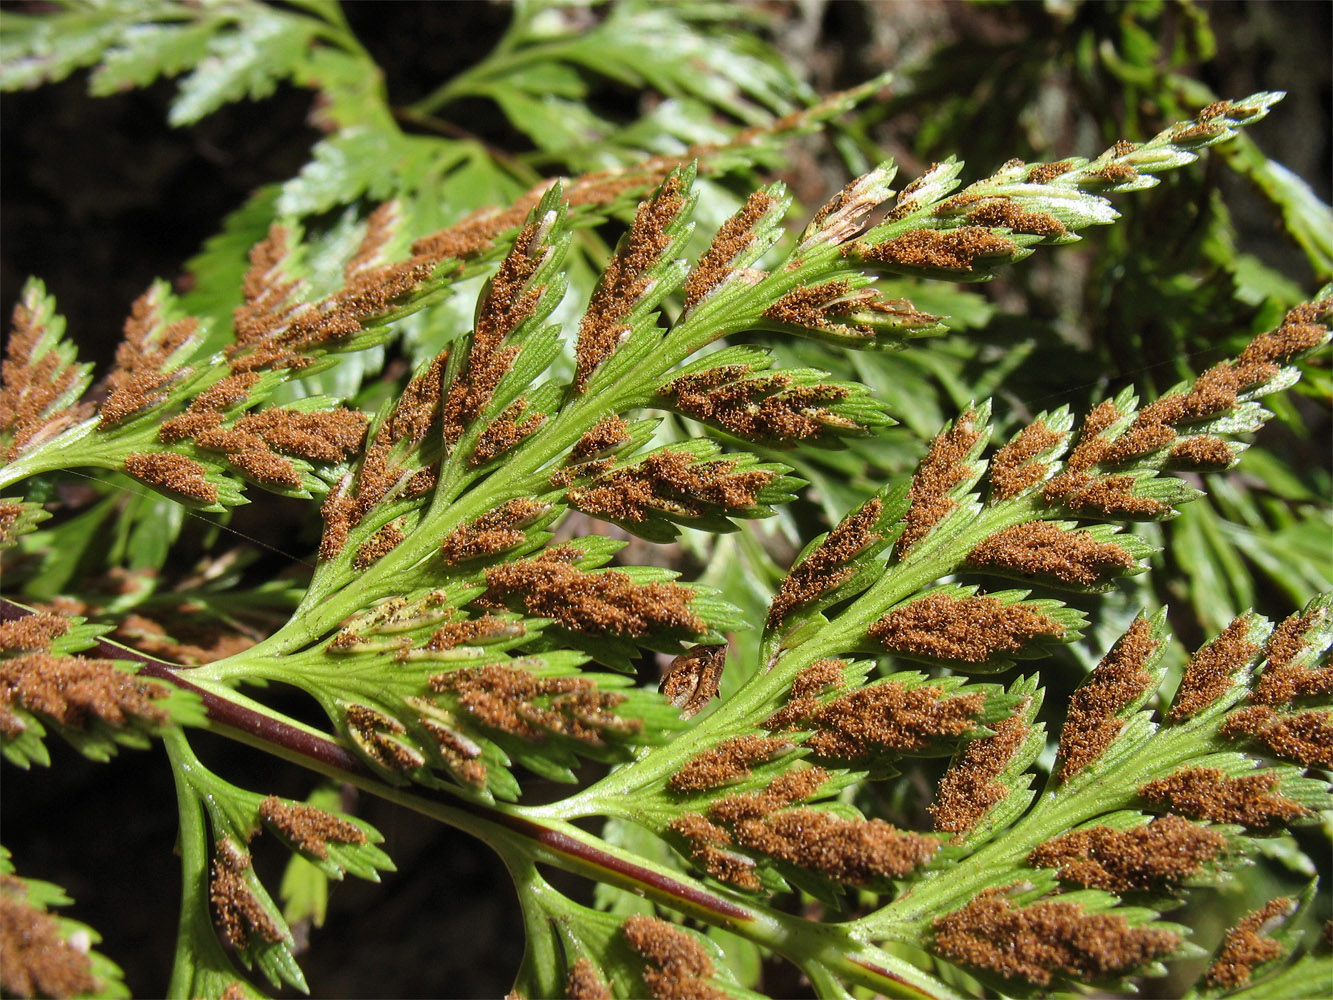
[660,644,727,718]
[1205,898,1292,989]
[966,199,1067,237]
[430,664,636,744]
[0,653,169,738]
[1028,814,1227,892]
[684,190,775,309]
[219,983,248,1000]
[0,874,99,999]
[1168,435,1236,467]
[871,592,1066,665]
[575,175,685,392]
[622,914,724,1000]
[967,521,1136,588]
[1056,618,1159,782]
[353,519,406,570]
[1139,767,1310,828]
[930,710,1030,835]
[896,410,982,557]
[258,795,366,860]
[857,226,1017,271]
[1221,707,1333,768]
[1169,615,1259,720]
[425,615,521,652]
[668,735,793,793]
[1112,140,1140,157]
[566,957,612,1000]
[1026,159,1075,184]
[988,421,1066,500]
[768,498,882,628]
[570,450,771,525]
[0,612,70,653]
[210,841,283,949]
[441,499,548,564]
[792,681,986,759]
[482,552,703,637]
[933,888,1180,986]
[123,451,218,503]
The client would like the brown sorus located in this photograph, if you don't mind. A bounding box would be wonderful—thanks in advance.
[575,175,685,392]
[430,664,637,744]
[1253,608,1331,706]
[967,521,1136,587]
[569,450,770,524]
[0,653,169,739]
[0,612,70,653]
[786,680,986,759]
[1,295,95,460]
[930,711,1030,835]
[856,227,1017,272]
[1027,815,1227,892]
[1205,898,1292,989]
[684,190,775,310]
[965,199,1067,237]
[768,498,882,628]
[622,914,724,1000]
[987,421,1066,500]
[259,796,367,859]
[1055,618,1158,782]
[1220,707,1333,769]
[933,888,1180,986]
[482,552,703,637]
[1169,615,1259,721]
[0,874,99,998]
[668,735,793,793]
[1138,767,1310,828]
[441,499,548,564]
[896,410,982,557]
[210,841,283,949]
[124,451,218,503]
[565,956,612,1000]
[869,592,1065,664]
